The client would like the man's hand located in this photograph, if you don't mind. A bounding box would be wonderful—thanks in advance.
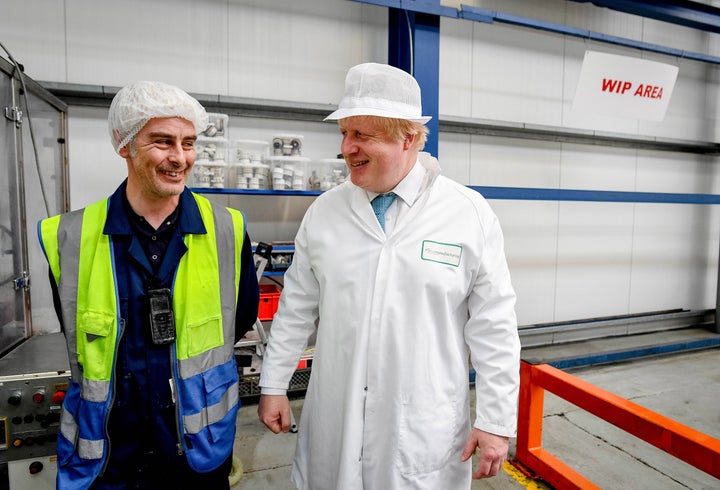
[258,394,292,434]
[460,428,509,479]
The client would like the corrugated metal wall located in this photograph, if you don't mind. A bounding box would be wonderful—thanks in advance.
[1,0,718,328]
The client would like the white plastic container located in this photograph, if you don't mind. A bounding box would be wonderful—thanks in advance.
[192,163,227,188]
[270,133,304,156]
[231,139,270,190]
[266,156,311,191]
[193,137,228,188]
[308,158,348,191]
[200,113,229,138]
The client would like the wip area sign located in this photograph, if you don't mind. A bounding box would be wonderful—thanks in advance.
[572,51,678,121]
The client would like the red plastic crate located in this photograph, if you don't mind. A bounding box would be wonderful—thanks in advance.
[258,284,281,321]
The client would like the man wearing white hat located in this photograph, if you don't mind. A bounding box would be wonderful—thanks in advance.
[258,63,520,489]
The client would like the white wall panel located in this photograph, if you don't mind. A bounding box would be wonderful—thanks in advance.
[469,136,561,188]
[635,151,719,194]
[554,202,634,321]
[67,106,127,209]
[470,23,565,126]
[630,204,716,312]
[706,67,720,142]
[437,133,472,185]
[228,0,387,104]
[642,16,714,54]
[0,0,66,82]
[492,199,559,326]
[697,205,720,309]
[710,26,720,56]
[564,1,643,37]
[559,144,637,191]
[64,0,229,93]
[439,17,474,117]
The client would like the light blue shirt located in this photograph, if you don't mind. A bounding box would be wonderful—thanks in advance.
[366,160,427,235]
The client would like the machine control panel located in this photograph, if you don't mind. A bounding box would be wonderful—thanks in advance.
[0,333,71,485]
[0,372,69,461]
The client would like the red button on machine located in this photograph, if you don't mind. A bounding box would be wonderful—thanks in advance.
[52,391,66,404]
[32,392,45,403]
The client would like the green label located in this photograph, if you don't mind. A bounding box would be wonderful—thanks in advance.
[421,240,462,267]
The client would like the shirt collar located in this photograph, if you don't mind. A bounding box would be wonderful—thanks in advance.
[367,159,426,206]
[103,180,206,236]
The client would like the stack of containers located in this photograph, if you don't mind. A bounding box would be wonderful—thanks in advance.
[267,156,311,191]
[308,158,348,191]
[230,139,270,190]
[192,113,229,188]
[266,133,310,191]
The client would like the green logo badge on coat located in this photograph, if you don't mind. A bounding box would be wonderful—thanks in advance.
[421,240,462,267]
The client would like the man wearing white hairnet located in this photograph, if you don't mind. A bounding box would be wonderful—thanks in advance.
[258,63,521,489]
[38,81,259,489]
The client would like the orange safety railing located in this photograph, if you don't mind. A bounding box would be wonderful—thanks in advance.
[514,360,720,489]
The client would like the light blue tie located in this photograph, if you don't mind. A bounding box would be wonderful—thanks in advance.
[371,192,397,231]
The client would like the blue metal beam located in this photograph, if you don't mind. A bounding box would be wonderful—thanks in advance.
[194,187,720,205]
[411,12,440,157]
[351,0,456,18]
[460,5,720,65]
[389,8,440,157]
[543,337,720,369]
[470,186,720,205]
[569,0,720,34]
[352,0,720,65]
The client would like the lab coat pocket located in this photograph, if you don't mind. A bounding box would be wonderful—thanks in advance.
[396,397,456,475]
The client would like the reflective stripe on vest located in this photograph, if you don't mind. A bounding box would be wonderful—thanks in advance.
[173,197,243,458]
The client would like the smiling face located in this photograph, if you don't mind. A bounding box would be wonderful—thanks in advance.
[120,117,197,204]
[338,116,417,193]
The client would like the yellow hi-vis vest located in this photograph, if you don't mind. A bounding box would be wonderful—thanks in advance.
[38,193,244,488]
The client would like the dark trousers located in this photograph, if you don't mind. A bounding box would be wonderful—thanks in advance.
[90,453,233,490]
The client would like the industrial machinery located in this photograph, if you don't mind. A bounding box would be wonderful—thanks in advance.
[0,334,70,490]
[0,52,69,490]
[234,244,311,404]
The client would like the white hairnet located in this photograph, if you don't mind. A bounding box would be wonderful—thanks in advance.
[108,81,209,154]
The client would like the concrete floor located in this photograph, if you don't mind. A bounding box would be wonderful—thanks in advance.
[230,330,720,489]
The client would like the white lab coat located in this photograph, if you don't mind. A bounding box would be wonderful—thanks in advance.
[259,153,520,490]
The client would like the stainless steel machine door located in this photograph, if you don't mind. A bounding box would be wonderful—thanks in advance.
[0,57,68,355]
[19,76,67,337]
[0,65,27,355]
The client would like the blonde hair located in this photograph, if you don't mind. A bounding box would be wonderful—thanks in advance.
[352,115,429,150]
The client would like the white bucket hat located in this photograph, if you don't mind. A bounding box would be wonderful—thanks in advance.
[324,63,431,124]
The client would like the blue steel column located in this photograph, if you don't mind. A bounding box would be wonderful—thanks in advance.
[388,8,440,157]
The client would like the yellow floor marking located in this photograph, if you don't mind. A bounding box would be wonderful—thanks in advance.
[503,460,547,489]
